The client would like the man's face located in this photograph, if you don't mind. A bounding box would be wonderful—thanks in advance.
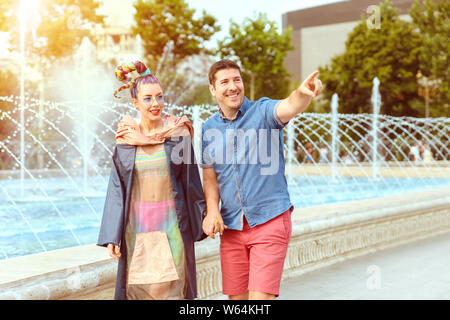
[209,68,244,112]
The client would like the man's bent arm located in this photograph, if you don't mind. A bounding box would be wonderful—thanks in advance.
[202,167,226,238]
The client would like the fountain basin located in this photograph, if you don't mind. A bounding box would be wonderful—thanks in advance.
[0,186,449,300]
[2,171,450,260]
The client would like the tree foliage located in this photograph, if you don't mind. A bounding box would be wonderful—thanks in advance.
[410,0,450,115]
[318,1,423,116]
[36,0,104,60]
[217,13,294,100]
[133,0,220,67]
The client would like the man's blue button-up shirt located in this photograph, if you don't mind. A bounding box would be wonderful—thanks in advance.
[200,96,293,230]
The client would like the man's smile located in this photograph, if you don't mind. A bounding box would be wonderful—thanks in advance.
[225,91,240,99]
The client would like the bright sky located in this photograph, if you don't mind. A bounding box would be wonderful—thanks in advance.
[6,0,347,34]
[1,0,346,52]
[100,0,345,42]
[187,0,345,39]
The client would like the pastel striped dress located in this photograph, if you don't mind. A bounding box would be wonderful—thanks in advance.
[124,144,187,300]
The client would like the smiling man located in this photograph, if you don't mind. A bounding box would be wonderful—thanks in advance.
[200,59,322,300]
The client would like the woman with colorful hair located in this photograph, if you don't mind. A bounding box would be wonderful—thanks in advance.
[97,61,206,300]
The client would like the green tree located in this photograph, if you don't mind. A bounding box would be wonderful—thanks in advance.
[36,0,104,60]
[410,0,450,116]
[217,13,294,100]
[133,0,220,67]
[318,1,422,116]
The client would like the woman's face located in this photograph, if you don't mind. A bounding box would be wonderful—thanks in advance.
[132,83,165,120]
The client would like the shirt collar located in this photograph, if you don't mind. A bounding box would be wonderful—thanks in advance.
[217,97,250,121]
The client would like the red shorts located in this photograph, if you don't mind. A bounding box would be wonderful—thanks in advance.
[219,208,292,296]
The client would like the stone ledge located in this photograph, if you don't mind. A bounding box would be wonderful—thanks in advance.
[0,186,449,300]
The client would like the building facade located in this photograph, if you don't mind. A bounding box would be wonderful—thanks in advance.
[282,0,416,84]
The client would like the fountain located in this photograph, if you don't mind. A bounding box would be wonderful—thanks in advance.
[75,37,97,194]
[18,0,27,199]
[134,34,144,62]
[371,77,381,179]
[0,33,133,259]
[331,93,339,180]
[1,71,450,260]
[1,25,450,261]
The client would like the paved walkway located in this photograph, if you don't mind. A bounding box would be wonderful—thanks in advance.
[279,232,450,300]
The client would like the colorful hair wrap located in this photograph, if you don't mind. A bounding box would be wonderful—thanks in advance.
[114,61,156,99]
[140,69,151,77]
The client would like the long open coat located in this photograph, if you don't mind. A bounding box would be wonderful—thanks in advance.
[97,137,207,300]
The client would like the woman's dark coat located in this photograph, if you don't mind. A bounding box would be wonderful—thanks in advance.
[97,136,207,300]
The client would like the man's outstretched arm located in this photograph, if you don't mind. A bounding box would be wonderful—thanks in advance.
[276,70,323,124]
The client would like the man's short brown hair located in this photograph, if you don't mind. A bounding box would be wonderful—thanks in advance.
[208,59,242,87]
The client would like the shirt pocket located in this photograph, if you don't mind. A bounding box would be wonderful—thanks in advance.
[128,231,179,285]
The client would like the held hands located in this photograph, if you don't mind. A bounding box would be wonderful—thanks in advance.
[107,243,121,260]
[202,211,227,239]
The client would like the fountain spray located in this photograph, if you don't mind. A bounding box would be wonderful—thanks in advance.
[371,77,381,179]
[331,93,339,180]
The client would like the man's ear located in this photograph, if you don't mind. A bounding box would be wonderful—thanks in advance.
[209,83,216,97]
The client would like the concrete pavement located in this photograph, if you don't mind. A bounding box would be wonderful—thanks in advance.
[279,232,450,300]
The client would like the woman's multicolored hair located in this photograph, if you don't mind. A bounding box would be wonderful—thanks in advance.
[114,61,159,99]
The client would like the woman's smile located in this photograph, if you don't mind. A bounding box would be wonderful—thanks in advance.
[149,108,161,116]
